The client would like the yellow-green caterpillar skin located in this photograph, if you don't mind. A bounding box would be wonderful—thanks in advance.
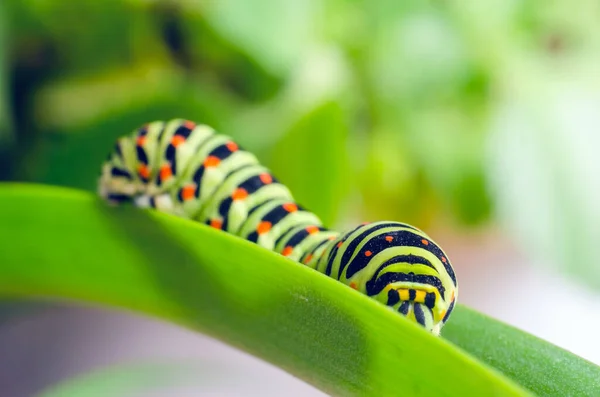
[98,119,458,335]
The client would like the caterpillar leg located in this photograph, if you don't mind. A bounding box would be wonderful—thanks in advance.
[384,287,450,335]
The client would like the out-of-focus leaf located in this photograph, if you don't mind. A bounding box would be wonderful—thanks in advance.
[356,102,493,228]
[37,67,238,133]
[0,0,14,181]
[368,9,470,106]
[515,0,600,58]
[0,27,10,140]
[441,0,600,285]
[406,104,492,226]
[355,126,435,227]
[31,78,237,192]
[268,101,350,227]
[0,0,12,135]
[175,7,283,102]
[224,45,355,157]
[200,0,320,76]
[356,7,493,227]
[487,66,600,290]
[6,0,161,73]
[33,62,185,131]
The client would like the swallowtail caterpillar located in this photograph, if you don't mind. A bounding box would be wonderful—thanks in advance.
[98,119,458,335]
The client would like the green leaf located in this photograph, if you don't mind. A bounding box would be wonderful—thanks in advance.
[21,56,243,189]
[268,101,350,227]
[177,10,283,102]
[0,183,528,397]
[200,0,320,76]
[444,306,600,397]
[0,0,13,148]
[5,0,159,74]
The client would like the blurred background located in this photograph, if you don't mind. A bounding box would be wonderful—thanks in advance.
[1,0,600,396]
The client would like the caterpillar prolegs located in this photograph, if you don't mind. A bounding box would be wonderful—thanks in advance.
[98,119,458,335]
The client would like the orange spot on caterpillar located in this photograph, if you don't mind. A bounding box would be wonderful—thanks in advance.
[159,165,172,181]
[328,236,336,240]
[305,225,319,234]
[259,173,273,184]
[226,141,238,152]
[210,219,223,230]
[171,135,186,147]
[136,136,147,147]
[137,164,150,179]
[283,203,298,213]
[385,236,393,242]
[303,254,313,264]
[364,250,372,257]
[257,221,272,235]
[350,282,358,290]
[181,185,196,201]
[441,256,447,263]
[336,241,343,248]
[282,246,293,256]
[232,188,248,201]
[183,120,196,129]
[421,239,429,246]
[204,156,220,167]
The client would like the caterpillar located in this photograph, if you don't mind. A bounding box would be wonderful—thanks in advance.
[98,119,457,335]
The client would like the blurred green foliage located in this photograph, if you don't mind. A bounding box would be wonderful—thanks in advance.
[2,0,599,289]
[0,1,12,150]
[0,0,494,230]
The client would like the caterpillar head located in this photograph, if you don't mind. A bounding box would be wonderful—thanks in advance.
[340,221,458,335]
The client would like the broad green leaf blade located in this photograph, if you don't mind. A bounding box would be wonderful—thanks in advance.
[268,101,350,226]
[0,183,528,397]
[444,306,600,397]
